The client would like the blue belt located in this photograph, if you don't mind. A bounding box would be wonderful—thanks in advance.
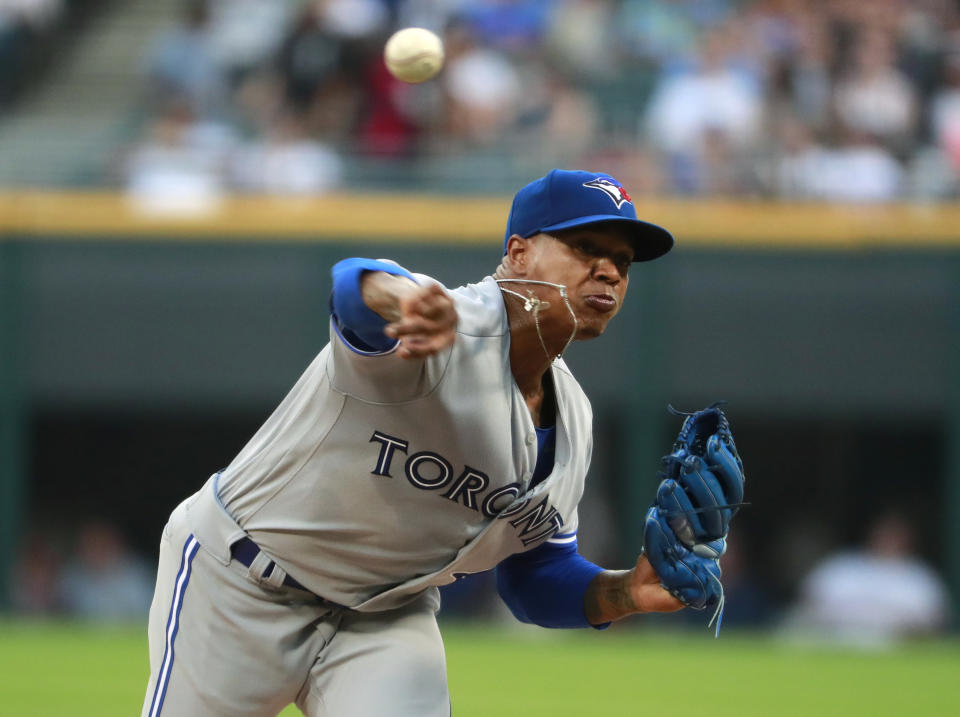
[230,537,312,593]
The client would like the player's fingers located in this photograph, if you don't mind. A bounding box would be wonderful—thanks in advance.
[633,555,684,613]
[400,334,454,357]
[633,553,662,585]
[387,306,457,339]
[386,317,427,337]
[397,337,434,359]
[636,584,685,613]
[395,329,456,359]
[387,317,448,340]
[418,282,451,306]
[396,343,444,360]
[409,300,456,330]
[402,284,455,322]
[390,284,456,357]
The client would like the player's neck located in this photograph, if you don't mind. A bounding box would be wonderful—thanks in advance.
[503,302,550,384]
[515,360,556,427]
[499,273,571,393]
[509,329,554,396]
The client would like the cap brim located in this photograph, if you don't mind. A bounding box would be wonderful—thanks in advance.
[540,215,674,262]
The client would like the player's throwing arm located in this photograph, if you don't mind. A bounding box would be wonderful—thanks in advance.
[362,271,458,360]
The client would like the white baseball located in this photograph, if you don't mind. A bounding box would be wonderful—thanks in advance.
[384,27,444,84]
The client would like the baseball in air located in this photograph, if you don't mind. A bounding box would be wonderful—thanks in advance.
[384,27,444,83]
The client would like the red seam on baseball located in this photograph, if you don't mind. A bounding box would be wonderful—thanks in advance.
[390,52,440,66]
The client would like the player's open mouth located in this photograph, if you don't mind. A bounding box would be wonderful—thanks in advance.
[584,294,617,312]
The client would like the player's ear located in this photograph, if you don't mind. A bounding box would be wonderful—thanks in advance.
[504,234,531,275]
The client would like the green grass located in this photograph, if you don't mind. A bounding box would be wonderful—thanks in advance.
[1,620,957,716]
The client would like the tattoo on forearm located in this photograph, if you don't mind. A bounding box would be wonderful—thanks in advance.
[585,570,637,625]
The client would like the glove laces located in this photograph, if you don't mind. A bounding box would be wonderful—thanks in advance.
[666,400,728,417]
[496,278,578,361]
[708,577,725,638]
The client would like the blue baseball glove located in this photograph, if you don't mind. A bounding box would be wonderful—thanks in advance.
[644,506,725,634]
[655,403,745,548]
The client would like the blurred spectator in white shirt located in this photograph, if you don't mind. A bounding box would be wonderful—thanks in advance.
[124,99,236,215]
[773,116,833,199]
[775,121,903,202]
[786,512,950,646]
[645,25,764,193]
[833,28,918,148]
[817,129,904,203]
[442,24,521,145]
[231,110,342,194]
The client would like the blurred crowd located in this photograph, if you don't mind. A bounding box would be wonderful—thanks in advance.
[13,520,154,621]
[116,0,960,200]
[13,510,951,646]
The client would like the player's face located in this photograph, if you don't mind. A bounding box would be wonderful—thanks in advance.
[530,227,633,339]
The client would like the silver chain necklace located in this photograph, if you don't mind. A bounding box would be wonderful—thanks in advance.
[496,278,578,361]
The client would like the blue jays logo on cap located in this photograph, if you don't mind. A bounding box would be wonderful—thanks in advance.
[582,177,632,209]
[504,169,674,262]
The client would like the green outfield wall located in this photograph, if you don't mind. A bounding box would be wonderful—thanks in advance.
[1,193,958,621]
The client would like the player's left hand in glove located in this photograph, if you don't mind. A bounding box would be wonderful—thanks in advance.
[655,403,745,548]
[643,505,726,633]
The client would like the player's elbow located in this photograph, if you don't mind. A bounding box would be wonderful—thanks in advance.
[495,566,536,625]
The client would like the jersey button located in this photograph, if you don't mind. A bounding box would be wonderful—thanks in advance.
[525,433,536,446]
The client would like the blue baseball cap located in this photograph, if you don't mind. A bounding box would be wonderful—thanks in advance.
[504,169,674,262]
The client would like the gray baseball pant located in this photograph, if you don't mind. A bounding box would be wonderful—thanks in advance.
[141,497,450,716]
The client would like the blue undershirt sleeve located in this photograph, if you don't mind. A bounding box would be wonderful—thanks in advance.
[330,258,417,353]
[495,538,610,630]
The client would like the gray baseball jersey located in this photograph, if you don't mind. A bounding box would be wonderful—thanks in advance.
[144,271,597,716]
[185,274,593,611]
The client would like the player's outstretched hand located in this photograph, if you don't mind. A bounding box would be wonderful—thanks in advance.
[386,283,458,360]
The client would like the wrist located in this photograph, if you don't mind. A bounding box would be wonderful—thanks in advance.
[361,271,418,322]
[584,569,638,625]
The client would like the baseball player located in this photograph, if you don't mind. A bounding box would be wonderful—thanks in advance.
[142,169,743,716]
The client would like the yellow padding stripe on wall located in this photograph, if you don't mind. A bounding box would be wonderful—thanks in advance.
[1,192,959,248]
